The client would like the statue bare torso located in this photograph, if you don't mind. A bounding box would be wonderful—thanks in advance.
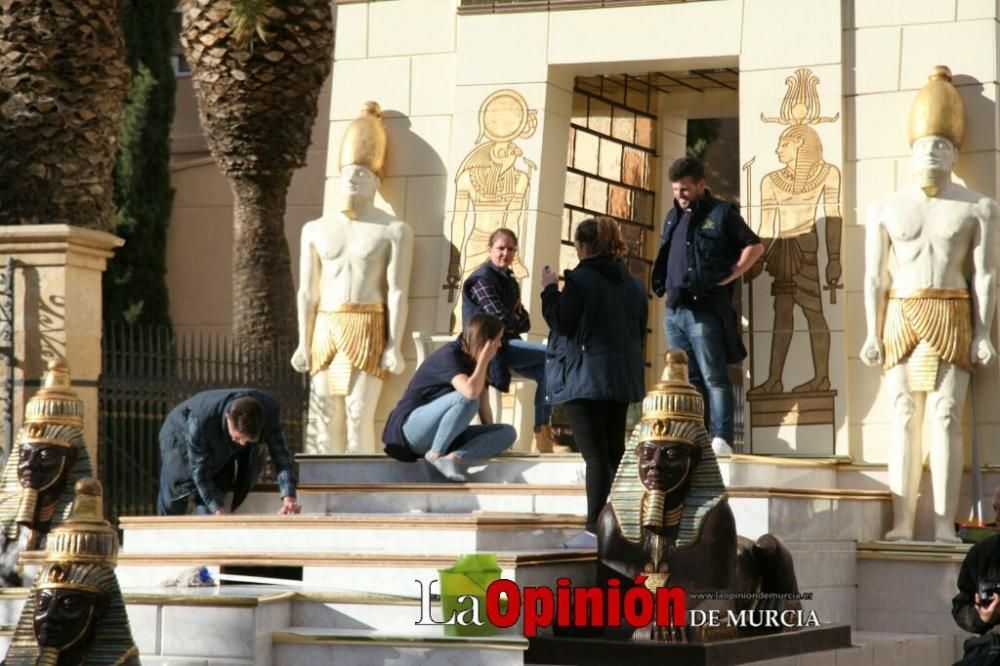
[303,212,405,308]
[874,184,990,289]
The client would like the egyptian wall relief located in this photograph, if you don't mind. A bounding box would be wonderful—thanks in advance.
[443,89,538,304]
[744,68,842,452]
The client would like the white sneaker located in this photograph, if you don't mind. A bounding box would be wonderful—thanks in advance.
[562,530,598,549]
[429,457,467,482]
[711,437,733,458]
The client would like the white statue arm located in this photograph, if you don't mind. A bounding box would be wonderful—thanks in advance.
[291,224,321,373]
[382,221,414,374]
[860,201,889,366]
[970,198,999,366]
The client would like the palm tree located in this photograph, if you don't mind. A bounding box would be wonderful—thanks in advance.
[179,0,334,357]
[0,0,129,229]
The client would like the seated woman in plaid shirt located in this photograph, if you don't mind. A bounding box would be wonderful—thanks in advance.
[460,229,564,453]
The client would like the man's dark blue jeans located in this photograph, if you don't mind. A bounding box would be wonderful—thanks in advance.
[664,306,734,444]
[156,444,249,515]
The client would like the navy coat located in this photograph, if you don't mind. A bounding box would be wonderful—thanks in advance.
[158,389,297,513]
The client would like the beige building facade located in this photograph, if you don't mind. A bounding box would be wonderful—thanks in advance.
[164,0,1000,464]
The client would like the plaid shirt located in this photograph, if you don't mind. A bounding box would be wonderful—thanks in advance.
[470,278,530,335]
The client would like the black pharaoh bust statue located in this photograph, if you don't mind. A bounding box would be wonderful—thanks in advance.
[3,478,140,665]
[597,350,802,642]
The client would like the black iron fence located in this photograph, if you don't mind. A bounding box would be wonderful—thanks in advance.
[98,323,308,523]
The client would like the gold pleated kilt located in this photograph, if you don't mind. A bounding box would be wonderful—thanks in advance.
[882,288,973,391]
[310,303,388,394]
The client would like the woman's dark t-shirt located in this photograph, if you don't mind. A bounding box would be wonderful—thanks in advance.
[382,339,475,455]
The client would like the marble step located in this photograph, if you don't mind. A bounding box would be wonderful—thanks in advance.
[107,550,596,596]
[743,630,960,666]
[297,453,587,485]
[272,627,528,666]
[118,512,586,556]
[139,652,254,666]
[241,482,890,545]
[240,482,588,516]
[855,541,968,636]
[299,453,852,487]
[839,465,1000,540]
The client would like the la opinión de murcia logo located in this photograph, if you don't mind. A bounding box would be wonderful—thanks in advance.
[415,577,819,636]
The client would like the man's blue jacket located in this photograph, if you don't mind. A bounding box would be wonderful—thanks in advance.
[158,389,297,513]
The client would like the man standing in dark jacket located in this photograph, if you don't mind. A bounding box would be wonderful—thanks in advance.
[157,389,300,515]
[651,157,763,458]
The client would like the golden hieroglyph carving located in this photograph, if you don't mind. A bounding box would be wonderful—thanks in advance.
[443,90,538,304]
[745,68,842,429]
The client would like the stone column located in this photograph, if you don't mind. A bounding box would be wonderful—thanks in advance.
[0,225,124,467]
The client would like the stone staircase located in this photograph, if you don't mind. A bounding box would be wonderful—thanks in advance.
[0,453,982,663]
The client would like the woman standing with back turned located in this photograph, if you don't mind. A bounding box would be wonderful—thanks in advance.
[541,217,648,549]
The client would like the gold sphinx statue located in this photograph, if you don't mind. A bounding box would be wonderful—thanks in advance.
[598,350,801,642]
[0,362,94,587]
[4,478,139,665]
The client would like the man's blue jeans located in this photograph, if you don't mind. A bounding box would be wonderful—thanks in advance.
[403,391,516,460]
[501,339,551,431]
[665,306,734,444]
[156,443,249,515]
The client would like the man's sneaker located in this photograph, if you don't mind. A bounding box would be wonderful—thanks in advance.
[711,437,733,458]
[430,456,467,482]
[562,530,598,549]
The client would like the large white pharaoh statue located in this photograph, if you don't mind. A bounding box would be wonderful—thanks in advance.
[861,66,999,542]
[292,102,414,454]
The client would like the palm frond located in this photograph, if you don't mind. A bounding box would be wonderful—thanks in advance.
[230,0,271,46]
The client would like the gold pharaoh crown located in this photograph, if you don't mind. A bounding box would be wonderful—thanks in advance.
[639,350,704,426]
[908,65,965,149]
[24,360,84,432]
[338,101,388,178]
[42,478,118,569]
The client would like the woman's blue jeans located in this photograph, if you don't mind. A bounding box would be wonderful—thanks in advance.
[403,391,517,460]
[501,339,551,431]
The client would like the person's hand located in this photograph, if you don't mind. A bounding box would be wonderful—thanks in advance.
[214,507,226,515]
[976,593,1000,625]
[381,346,406,374]
[278,496,302,515]
[477,335,503,365]
[971,335,997,367]
[541,265,558,289]
[717,270,737,287]
[513,298,524,313]
[859,336,883,367]
[290,345,310,373]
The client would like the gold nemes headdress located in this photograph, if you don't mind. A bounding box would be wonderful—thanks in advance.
[25,360,84,431]
[606,350,725,546]
[43,478,118,569]
[339,101,388,178]
[5,479,139,665]
[908,65,965,149]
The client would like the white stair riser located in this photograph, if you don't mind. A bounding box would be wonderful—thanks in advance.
[302,561,596,598]
[299,458,586,485]
[239,490,585,516]
[273,643,523,666]
[731,496,890,543]
[121,525,581,555]
[126,600,290,666]
[856,558,964,635]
